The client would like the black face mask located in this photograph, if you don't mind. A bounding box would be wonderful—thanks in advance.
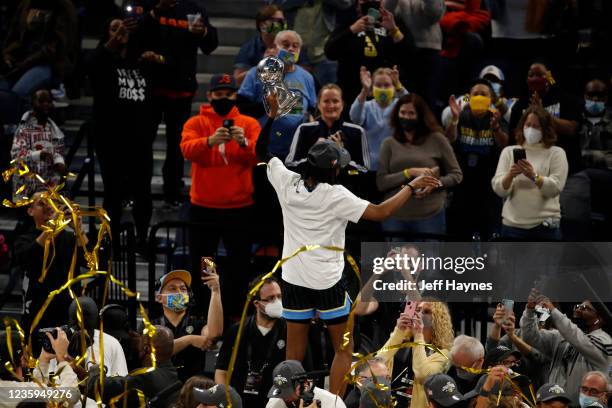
[211,97,235,116]
[399,118,419,132]
[360,1,381,16]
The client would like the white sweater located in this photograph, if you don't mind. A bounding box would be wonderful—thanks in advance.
[491,143,568,229]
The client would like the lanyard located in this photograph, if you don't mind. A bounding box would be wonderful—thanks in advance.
[246,316,280,374]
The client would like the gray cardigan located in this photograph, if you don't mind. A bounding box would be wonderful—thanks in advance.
[384,0,445,50]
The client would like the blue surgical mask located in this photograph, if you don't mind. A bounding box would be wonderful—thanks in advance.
[163,292,189,312]
[491,82,502,97]
[579,393,600,408]
[585,99,606,116]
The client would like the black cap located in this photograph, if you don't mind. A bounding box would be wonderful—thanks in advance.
[463,373,515,400]
[307,139,350,169]
[360,377,392,408]
[484,345,521,367]
[267,360,305,399]
[210,74,238,92]
[193,384,242,408]
[99,304,129,341]
[424,374,465,407]
[535,384,571,404]
[68,296,99,331]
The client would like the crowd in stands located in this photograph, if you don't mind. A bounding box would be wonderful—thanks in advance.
[0,0,612,407]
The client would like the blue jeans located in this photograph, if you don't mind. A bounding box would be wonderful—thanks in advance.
[382,210,447,241]
[501,224,562,241]
[0,65,54,98]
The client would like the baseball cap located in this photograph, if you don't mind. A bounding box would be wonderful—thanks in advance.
[463,373,515,400]
[536,384,571,404]
[484,345,521,367]
[210,73,237,92]
[586,402,605,408]
[479,65,505,82]
[267,360,305,399]
[193,384,242,408]
[156,270,192,294]
[360,377,392,408]
[424,374,465,407]
[307,139,351,169]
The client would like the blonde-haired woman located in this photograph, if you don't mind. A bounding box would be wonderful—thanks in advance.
[377,299,455,408]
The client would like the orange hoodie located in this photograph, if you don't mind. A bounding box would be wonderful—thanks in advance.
[181,104,261,209]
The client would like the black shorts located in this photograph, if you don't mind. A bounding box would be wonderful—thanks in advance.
[281,279,352,324]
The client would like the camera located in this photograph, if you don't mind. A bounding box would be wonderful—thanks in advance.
[292,370,328,408]
[38,325,75,353]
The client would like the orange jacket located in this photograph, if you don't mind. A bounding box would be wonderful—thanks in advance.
[181,104,261,209]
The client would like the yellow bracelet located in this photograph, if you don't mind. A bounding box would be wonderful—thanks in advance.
[403,168,411,179]
[395,83,404,91]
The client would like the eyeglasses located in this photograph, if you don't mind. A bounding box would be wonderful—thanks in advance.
[574,304,595,312]
[580,386,606,397]
[500,359,519,368]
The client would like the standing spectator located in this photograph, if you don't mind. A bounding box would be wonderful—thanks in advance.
[88,18,157,249]
[377,94,462,237]
[445,79,508,240]
[181,74,260,316]
[149,269,223,383]
[350,65,407,200]
[325,0,415,106]
[140,0,218,206]
[0,0,77,108]
[492,106,568,240]
[377,301,454,408]
[215,276,287,408]
[578,372,610,408]
[521,289,612,404]
[384,0,445,107]
[233,5,298,86]
[13,192,87,332]
[10,88,65,199]
[238,30,316,161]
[447,335,485,394]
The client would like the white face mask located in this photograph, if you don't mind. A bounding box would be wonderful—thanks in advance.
[523,127,543,145]
[263,299,283,319]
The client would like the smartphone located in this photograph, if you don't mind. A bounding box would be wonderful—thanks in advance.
[513,148,526,164]
[125,4,143,21]
[201,256,215,276]
[366,8,380,22]
[404,301,418,320]
[501,299,514,323]
[223,119,234,129]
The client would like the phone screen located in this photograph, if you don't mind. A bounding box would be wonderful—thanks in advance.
[513,148,526,163]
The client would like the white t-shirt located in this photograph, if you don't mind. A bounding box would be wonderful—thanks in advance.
[266,387,347,408]
[267,158,369,289]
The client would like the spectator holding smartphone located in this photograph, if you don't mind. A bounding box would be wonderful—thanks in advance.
[180,73,260,316]
[492,106,568,240]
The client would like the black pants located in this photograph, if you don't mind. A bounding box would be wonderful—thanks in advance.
[189,204,254,317]
[94,121,156,243]
[152,95,192,202]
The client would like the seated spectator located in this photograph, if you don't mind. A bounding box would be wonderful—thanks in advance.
[13,192,88,332]
[86,325,182,407]
[325,0,414,106]
[448,335,485,394]
[238,30,317,160]
[359,376,393,408]
[578,372,610,408]
[148,269,223,383]
[377,94,462,236]
[508,63,581,175]
[521,289,612,404]
[492,106,568,240]
[285,83,370,182]
[377,300,454,408]
[175,375,215,408]
[266,360,347,408]
[88,17,157,249]
[0,328,80,407]
[0,0,77,106]
[234,5,308,86]
[344,358,390,408]
[215,275,286,408]
[194,384,243,408]
[181,73,260,316]
[535,384,572,408]
[445,79,508,240]
[423,374,466,408]
[350,65,407,200]
[10,89,66,199]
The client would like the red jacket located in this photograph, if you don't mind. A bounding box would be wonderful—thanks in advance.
[181,104,261,209]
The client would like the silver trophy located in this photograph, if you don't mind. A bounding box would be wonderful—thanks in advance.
[256,56,300,117]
